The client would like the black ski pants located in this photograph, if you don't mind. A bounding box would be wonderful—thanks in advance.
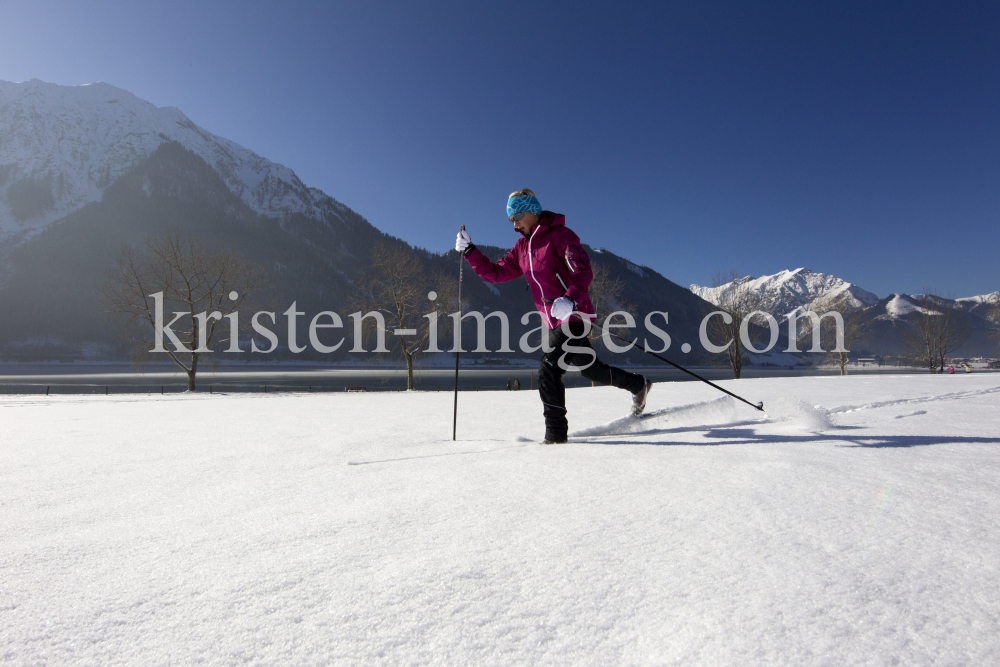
[539,320,646,437]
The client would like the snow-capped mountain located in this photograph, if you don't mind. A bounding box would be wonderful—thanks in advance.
[956,291,1000,319]
[956,291,1000,305]
[690,272,999,355]
[876,292,999,321]
[0,79,343,243]
[1,79,991,361]
[878,294,944,319]
[690,268,880,319]
[0,79,713,361]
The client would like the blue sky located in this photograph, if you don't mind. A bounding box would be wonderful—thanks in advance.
[2,1,998,298]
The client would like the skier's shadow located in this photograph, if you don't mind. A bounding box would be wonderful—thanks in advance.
[590,424,1000,449]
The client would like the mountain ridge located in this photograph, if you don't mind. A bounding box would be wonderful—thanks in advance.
[691,268,998,319]
[690,267,880,320]
[0,82,716,361]
[692,270,999,357]
[2,79,994,362]
[0,79,348,245]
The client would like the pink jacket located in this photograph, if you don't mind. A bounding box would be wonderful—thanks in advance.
[465,212,596,329]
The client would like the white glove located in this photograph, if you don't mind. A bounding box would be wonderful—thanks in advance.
[455,230,472,254]
[550,296,575,320]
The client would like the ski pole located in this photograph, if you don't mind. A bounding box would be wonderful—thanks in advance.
[589,319,764,412]
[452,225,466,440]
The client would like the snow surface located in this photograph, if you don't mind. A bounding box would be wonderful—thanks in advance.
[2,374,999,666]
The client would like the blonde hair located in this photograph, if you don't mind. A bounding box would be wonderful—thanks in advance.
[509,188,536,198]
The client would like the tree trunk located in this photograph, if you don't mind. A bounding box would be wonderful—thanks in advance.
[405,352,414,390]
[188,353,198,391]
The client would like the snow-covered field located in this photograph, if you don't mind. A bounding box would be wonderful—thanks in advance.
[2,375,999,666]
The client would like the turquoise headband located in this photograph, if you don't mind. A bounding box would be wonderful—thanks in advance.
[507,194,542,218]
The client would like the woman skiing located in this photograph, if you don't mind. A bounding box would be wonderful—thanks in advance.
[455,189,652,443]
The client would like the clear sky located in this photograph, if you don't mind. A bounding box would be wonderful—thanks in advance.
[2,0,998,298]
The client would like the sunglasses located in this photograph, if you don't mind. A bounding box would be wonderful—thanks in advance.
[510,212,527,223]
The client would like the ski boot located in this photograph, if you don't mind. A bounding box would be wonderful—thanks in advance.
[632,377,653,416]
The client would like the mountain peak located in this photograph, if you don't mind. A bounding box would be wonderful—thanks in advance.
[0,78,342,242]
[690,268,880,317]
[956,290,1000,305]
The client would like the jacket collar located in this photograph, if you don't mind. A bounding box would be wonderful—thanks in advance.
[522,211,564,238]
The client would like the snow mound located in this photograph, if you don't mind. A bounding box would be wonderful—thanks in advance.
[762,397,833,432]
[571,396,751,437]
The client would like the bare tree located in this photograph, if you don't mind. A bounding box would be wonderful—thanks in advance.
[354,242,455,390]
[899,299,938,372]
[899,292,970,373]
[815,307,866,375]
[586,261,634,348]
[934,297,970,372]
[102,229,265,390]
[702,271,765,379]
[991,303,1000,354]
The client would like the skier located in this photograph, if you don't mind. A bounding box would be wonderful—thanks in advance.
[455,189,652,443]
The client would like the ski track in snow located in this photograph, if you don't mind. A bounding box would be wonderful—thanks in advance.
[826,384,1000,414]
[571,394,831,439]
[347,442,529,466]
[570,383,1000,440]
[570,396,762,438]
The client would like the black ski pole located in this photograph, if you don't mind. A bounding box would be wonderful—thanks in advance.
[590,320,764,412]
[452,225,466,440]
